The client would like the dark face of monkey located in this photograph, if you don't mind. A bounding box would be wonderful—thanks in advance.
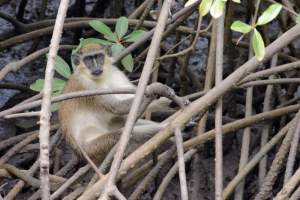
[72,44,111,77]
[82,52,105,76]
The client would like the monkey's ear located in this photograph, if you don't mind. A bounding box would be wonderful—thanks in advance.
[104,46,112,57]
[71,53,81,66]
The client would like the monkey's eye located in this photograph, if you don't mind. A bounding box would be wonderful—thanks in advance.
[72,54,80,66]
[95,53,104,65]
[83,56,94,68]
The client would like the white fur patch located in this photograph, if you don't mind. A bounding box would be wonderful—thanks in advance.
[71,65,136,144]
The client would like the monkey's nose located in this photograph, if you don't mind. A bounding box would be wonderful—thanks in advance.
[92,69,103,76]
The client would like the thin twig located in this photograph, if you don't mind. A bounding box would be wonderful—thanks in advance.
[0,127,58,152]
[215,10,225,200]
[50,165,90,200]
[284,111,300,183]
[1,164,41,188]
[134,0,156,30]
[55,155,78,177]
[127,149,174,200]
[62,187,85,200]
[290,182,300,200]
[0,130,55,165]
[239,60,300,84]
[259,53,278,185]
[276,164,300,200]
[0,88,135,118]
[196,20,216,135]
[191,19,216,200]
[153,149,196,200]
[238,78,300,88]
[4,160,40,200]
[158,15,205,60]
[129,0,153,19]
[5,111,40,119]
[174,128,188,200]
[38,0,69,199]
[77,144,103,178]
[234,9,258,198]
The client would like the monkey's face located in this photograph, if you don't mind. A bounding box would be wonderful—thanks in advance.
[82,51,105,76]
[72,50,109,79]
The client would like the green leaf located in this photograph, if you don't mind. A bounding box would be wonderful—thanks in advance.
[30,78,66,94]
[124,30,146,42]
[46,54,71,79]
[121,54,134,72]
[252,29,265,61]
[52,78,66,93]
[184,0,198,7]
[210,0,225,18]
[73,37,114,55]
[110,44,134,71]
[111,43,125,57]
[51,103,59,112]
[199,0,213,16]
[89,20,114,37]
[104,33,118,42]
[54,55,71,79]
[51,84,64,111]
[80,38,114,46]
[30,79,45,92]
[297,15,300,24]
[230,20,252,34]
[256,3,282,26]
[115,17,128,39]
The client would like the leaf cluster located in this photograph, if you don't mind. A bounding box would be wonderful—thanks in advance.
[231,3,282,60]
[89,17,146,72]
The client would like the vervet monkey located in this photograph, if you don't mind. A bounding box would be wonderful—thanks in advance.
[58,43,166,163]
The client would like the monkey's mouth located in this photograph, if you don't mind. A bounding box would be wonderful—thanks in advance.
[91,69,103,76]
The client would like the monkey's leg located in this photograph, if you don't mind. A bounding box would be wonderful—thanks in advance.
[81,122,164,163]
[82,131,120,163]
[131,120,166,142]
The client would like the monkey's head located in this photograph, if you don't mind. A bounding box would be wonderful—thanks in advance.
[71,43,112,79]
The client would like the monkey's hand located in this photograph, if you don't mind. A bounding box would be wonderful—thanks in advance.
[104,83,187,117]
[146,82,189,109]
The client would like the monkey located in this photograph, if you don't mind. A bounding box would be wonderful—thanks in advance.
[58,43,167,164]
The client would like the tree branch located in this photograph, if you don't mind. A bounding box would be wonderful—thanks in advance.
[38,1,69,199]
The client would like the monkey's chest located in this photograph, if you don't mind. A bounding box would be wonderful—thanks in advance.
[73,110,124,131]
[71,110,125,145]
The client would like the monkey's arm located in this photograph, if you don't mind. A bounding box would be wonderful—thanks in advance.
[101,83,185,116]
[100,95,152,117]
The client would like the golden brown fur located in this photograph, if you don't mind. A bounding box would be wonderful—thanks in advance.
[59,44,164,164]
[59,75,124,162]
[59,44,131,163]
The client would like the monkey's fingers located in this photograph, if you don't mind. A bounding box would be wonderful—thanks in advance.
[146,82,188,109]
